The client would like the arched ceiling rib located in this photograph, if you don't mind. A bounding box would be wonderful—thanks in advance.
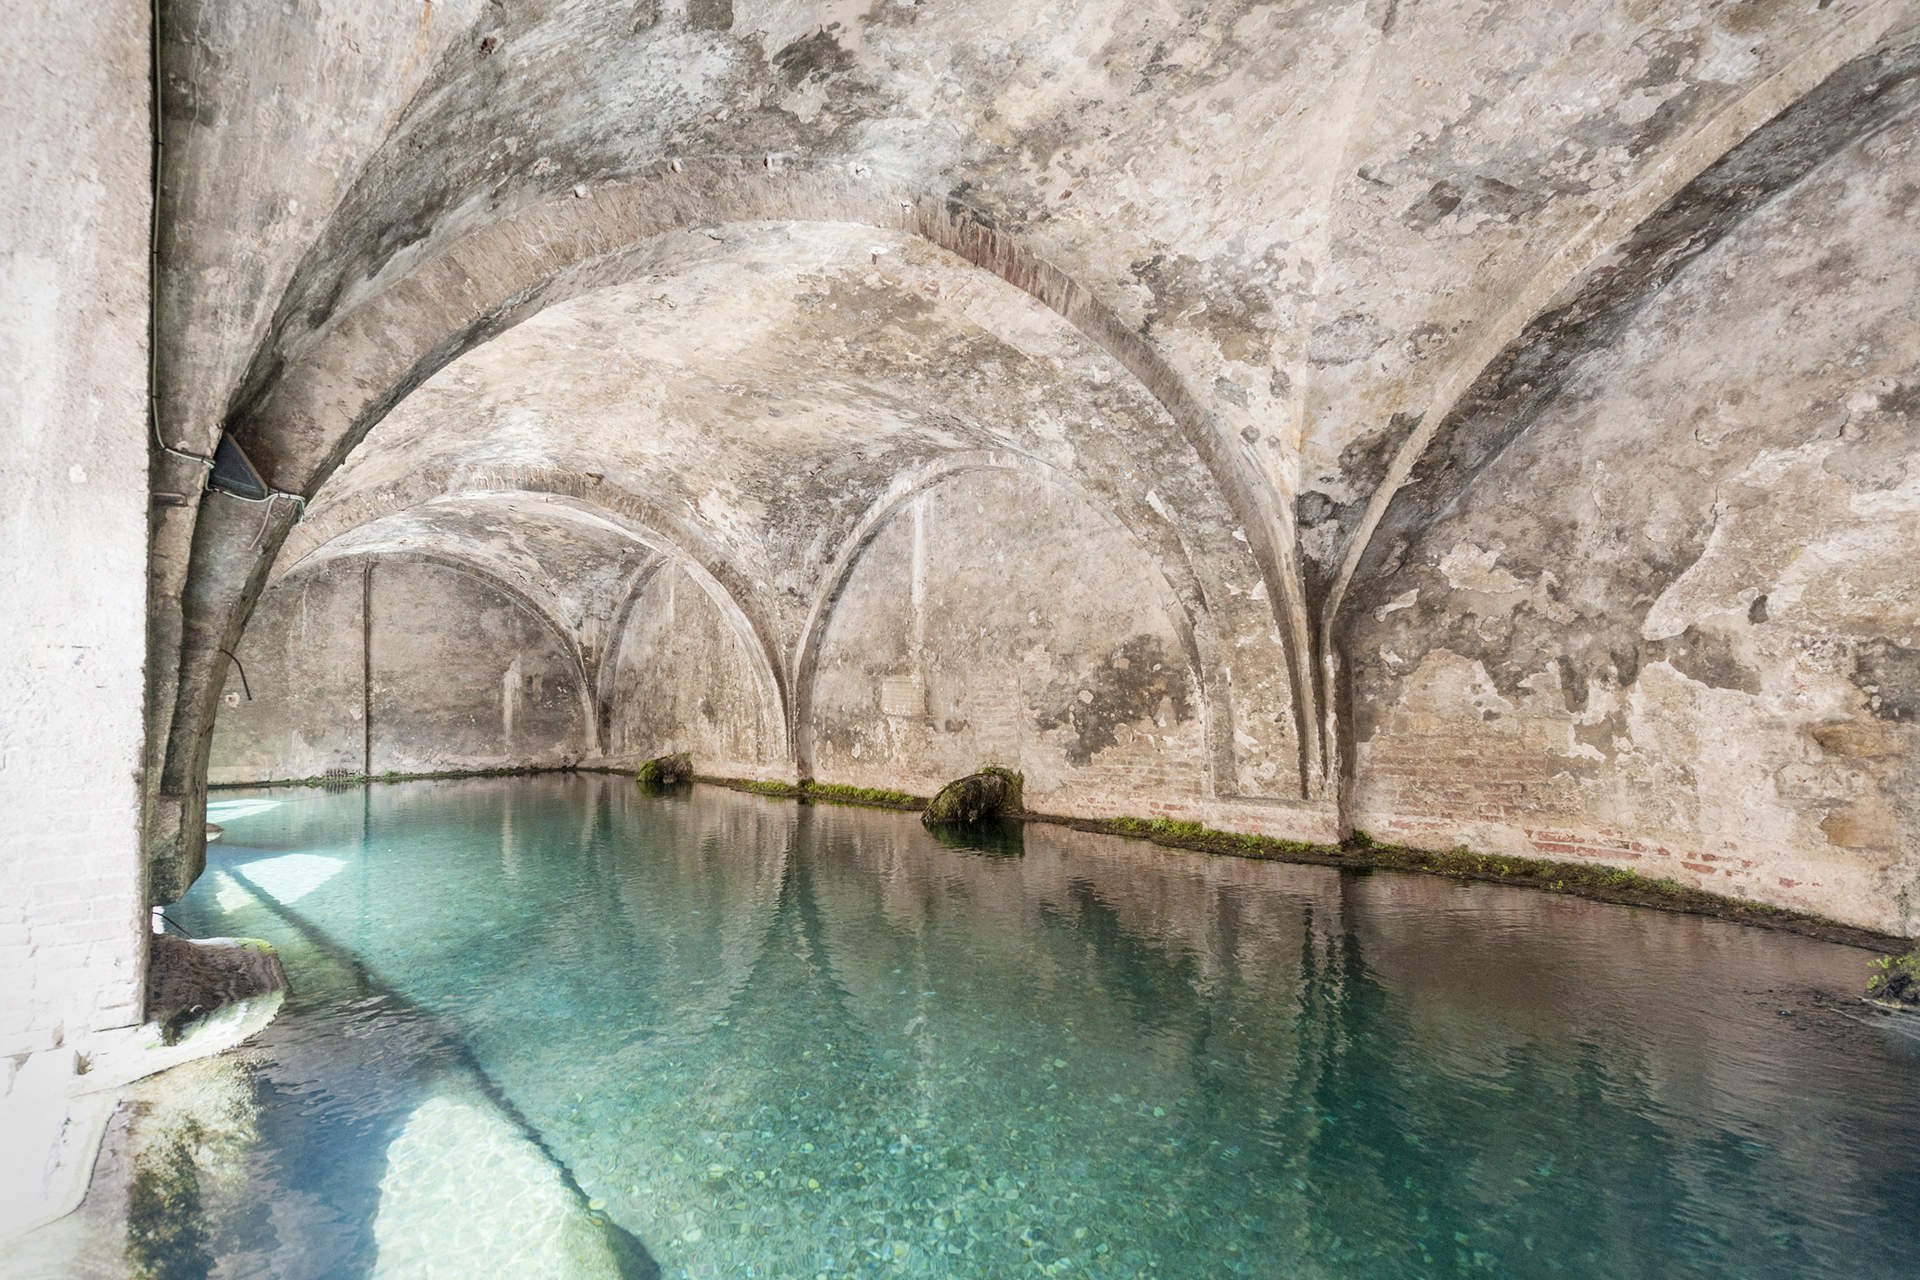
[1321,17,1920,620]
[163,0,1902,491]
[276,494,660,660]
[295,221,1257,656]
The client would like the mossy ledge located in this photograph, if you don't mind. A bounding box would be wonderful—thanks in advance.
[679,781,1904,948]
[222,769,1904,951]
[1865,946,1920,1010]
[1033,815,1904,953]
[699,776,925,810]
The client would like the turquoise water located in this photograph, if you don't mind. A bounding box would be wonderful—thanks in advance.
[176,776,1919,1279]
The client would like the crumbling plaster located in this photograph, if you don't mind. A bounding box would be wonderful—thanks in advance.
[810,467,1211,814]
[1344,108,1920,934]
[139,0,1920,934]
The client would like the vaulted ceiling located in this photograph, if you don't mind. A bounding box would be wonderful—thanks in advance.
[161,0,1916,597]
[148,0,1920,882]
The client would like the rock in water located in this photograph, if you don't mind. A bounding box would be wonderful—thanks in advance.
[1866,948,1920,1012]
[145,935,287,1040]
[634,752,692,786]
[922,767,1024,827]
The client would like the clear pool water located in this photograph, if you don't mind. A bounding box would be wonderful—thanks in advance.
[175,776,1920,1279]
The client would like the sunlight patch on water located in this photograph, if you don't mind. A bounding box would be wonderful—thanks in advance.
[206,798,283,822]
[372,1094,624,1280]
[230,853,343,904]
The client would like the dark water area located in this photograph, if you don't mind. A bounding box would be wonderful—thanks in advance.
[174,775,1920,1278]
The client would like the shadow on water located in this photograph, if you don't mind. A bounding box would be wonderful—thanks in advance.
[191,844,659,1280]
[923,816,1025,857]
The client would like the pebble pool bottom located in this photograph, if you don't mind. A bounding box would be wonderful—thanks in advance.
[171,775,1920,1279]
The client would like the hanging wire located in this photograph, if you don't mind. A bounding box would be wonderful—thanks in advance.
[217,647,252,700]
[156,912,197,939]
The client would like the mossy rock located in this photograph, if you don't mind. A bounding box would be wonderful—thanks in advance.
[922,767,1023,827]
[635,752,692,787]
[1867,947,1920,1011]
[145,935,288,1042]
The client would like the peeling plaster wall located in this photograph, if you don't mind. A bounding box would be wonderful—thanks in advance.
[211,558,587,782]
[1345,117,1920,935]
[610,565,784,779]
[128,0,1920,934]
[811,469,1206,815]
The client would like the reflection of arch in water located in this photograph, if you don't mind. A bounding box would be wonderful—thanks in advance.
[600,786,792,1049]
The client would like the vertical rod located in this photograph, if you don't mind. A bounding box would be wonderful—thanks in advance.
[361,560,373,776]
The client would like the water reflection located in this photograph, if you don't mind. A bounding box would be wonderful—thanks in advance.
[176,776,1920,1279]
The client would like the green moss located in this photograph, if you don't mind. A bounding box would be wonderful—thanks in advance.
[1866,946,1920,1006]
[801,781,922,809]
[695,777,925,809]
[634,752,693,787]
[1101,815,1317,858]
[737,778,803,798]
[126,1123,211,1280]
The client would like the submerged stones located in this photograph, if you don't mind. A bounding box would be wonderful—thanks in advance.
[122,1057,261,1280]
[922,767,1024,827]
[635,752,693,787]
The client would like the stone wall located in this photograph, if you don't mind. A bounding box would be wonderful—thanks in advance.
[206,556,365,782]
[608,564,784,781]
[810,469,1208,816]
[210,557,587,782]
[1344,120,1920,936]
[0,0,153,1233]
[0,0,151,1066]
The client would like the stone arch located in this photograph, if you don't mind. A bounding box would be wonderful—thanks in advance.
[791,452,1216,791]
[150,171,1320,892]
[278,472,795,766]
[1327,23,1920,630]
[236,164,1300,655]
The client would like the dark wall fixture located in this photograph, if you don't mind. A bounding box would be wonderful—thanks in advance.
[208,433,267,500]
